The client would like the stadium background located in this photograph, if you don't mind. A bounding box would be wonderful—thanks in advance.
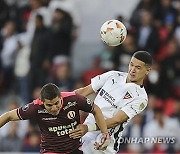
[0,0,179,153]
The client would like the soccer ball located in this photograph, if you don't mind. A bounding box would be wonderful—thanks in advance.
[100,19,127,46]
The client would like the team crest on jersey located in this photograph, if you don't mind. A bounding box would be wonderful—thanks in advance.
[123,91,132,99]
[22,104,29,111]
[67,111,76,119]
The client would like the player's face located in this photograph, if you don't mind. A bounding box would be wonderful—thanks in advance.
[44,96,62,115]
[127,57,151,85]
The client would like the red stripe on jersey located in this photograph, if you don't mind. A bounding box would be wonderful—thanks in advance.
[61,92,76,98]
[33,99,43,105]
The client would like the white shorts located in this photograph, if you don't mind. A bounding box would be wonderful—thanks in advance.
[81,132,117,154]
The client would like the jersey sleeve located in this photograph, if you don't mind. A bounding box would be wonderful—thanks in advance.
[120,97,148,120]
[91,71,116,92]
[75,93,94,113]
[16,102,37,120]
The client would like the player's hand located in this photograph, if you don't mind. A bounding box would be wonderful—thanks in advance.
[94,133,111,151]
[69,124,88,139]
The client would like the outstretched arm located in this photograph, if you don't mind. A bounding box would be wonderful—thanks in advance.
[70,98,147,138]
[69,110,128,138]
[75,84,95,97]
[0,109,20,128]
[105,110,128,128]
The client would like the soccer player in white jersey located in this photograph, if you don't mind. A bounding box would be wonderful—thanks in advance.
[69,51,153,154]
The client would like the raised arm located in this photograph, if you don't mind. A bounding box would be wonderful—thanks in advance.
[0,109,20,128]
[75,84,95,97]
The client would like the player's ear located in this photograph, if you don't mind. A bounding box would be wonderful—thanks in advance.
[146,66,151,75]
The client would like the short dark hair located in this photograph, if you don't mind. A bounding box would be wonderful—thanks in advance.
[40,83,60,102]
[133,51,153,66]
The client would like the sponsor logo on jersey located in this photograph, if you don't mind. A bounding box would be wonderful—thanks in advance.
[38,109,48,113]
[67,111,76,119]
[63,101,77,110]
[22,104,29,111]
[99,89,117,108]
[100,89,106,96]
[123,91,132,99]
[48,121,77,136]
[42,117,57,121]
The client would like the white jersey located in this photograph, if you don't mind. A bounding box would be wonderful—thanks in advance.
[82,71,148,154]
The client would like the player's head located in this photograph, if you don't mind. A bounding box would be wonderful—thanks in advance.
[127,51,153,85]
[40,83,62,115]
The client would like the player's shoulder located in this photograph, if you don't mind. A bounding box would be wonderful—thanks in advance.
[130,95,148,112]
[33,99,43,105]
[106,70,126,75]
[125,83,148,101]
[61,92,78,103]
[127,83,147,93]
[61,92,76,98]
[20,99,43,113]
[104,70,127,78]
[136,85,148,100]
[29,99,44,110]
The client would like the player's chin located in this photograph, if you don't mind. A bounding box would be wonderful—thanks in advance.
[129,77,137,83]
[130,79,137,83]
[128,74,135,80]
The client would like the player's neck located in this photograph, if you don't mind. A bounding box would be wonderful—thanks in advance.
[126,77,143,86]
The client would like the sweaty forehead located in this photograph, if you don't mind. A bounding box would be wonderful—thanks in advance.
[130,57,146,66]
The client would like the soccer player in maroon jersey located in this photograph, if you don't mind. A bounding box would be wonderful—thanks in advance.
[0,83,110,154]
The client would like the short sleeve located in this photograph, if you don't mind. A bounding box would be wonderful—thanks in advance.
[121,98,147,120]
[17,103,37,120]
[75,93,94,113]
[91,71,115,92]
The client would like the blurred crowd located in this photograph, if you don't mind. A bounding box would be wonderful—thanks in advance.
[0,0,180,153]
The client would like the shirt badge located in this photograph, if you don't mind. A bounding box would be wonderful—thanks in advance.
[139,103,145,110]
[67,111,76,119]
[22,104,29,111]
[123,91,132,99]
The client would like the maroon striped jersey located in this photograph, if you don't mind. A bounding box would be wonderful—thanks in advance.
[17,92,94,153]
